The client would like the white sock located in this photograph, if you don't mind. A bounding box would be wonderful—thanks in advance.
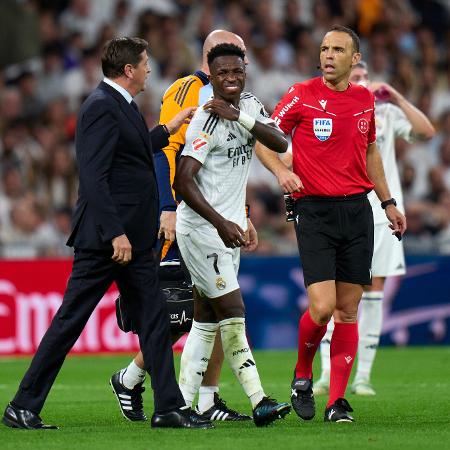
[318,318,334,380]
[122,360,146,389]
[197,386,219,413]
[179,320,218,407]
[355,291,383,382]
[219,317,265,408]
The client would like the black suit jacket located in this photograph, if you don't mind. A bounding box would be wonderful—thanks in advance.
[67,81,169,251]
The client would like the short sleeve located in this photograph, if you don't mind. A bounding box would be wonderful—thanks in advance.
[182,111,217,164]
[271,84,302,134]
[254,96,275,125]
[240,92,276,126]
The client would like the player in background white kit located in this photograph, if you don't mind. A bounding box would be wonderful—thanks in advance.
[174,43,291,426]
[315,61,435,396]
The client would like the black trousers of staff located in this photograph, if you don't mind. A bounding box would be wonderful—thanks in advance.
[12,249,185,415]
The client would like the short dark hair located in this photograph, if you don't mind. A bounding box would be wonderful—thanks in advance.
[101,37,149,78]
[354,60,368,70]
[328,25,360,53]
[207,43,245,66]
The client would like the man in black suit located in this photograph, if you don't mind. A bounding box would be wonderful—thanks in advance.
[2,37,211,430]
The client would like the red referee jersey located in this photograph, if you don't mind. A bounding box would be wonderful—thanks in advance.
[272,77,376,198]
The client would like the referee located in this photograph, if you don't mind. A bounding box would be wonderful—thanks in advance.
[255,25,406,423]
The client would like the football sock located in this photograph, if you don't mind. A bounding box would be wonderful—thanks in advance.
[318,317,334,378]
[179,320,218,407]
[328,322,358,407]
[295,309,328,379]
[197,386,219,413]
[354,291,383,382]
[122,360,146,389]
[219,317,265,408]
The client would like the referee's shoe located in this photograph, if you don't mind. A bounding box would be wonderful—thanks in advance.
[324,398,354,423]
[195,393,252,421]
[291,376,315,420]
[110,370,146,421]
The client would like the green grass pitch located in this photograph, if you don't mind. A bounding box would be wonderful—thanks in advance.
[0,348,449,450]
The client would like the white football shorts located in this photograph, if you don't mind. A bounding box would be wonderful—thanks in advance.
[176,227,240,298]
[371,222,406,277]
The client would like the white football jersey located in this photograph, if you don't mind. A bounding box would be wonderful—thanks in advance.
[177,92,276,233]
[369,102,412,224]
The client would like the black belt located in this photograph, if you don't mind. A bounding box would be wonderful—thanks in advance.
[296,191,370,203]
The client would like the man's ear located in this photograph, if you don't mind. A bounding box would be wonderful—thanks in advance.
[124,63,133,79]
[351,52,362,67]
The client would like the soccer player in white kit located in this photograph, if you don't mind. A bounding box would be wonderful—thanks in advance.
[174,43,291,426]
[315,61,435,396]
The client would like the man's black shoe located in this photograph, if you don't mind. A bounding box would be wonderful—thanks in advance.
[110,370,147,421]
[252,397,291,427]
[2,403,58,429]
[195,393,251,421]
[291,377,315,420]
[324,398,354,423]
[189,409,215,425]
[151,407,214,429]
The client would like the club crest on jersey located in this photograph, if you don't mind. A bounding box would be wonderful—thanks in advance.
[313,118,332,141]
[216,277,226,290]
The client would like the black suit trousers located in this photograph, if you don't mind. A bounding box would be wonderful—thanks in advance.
[12,249,185,415]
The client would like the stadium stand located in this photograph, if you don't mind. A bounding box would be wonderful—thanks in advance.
[0,0,449,257]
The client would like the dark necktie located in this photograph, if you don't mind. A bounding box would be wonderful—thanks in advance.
[130,100,148,128]
[130,100,139,112]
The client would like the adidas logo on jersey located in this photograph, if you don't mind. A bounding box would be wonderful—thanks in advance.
[227,131,237,141]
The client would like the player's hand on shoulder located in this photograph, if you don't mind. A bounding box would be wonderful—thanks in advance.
[165,107,197,134]
[216,219,246,249]
[276,166,304,193]
[243,219,258,252]
[111,234,132,265]
[385,205,407,239]
[158,210,177,241]
[203,99,240,121]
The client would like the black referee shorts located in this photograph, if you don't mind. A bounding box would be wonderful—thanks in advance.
[294,192,374,287]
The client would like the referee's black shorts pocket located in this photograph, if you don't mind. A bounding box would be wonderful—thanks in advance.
[336,198,374,285]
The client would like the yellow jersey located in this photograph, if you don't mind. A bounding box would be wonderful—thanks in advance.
[158,70,209,260]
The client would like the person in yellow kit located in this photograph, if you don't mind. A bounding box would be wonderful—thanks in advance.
[110,30,253,422]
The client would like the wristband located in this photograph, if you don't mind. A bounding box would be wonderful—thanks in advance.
[161,124,170,136]
[245,204,250,218]
[161,205,177,212]
[237,111,256,131]
[381,198,397,209]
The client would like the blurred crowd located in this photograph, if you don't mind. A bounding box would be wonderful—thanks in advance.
[0,0,449,257]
